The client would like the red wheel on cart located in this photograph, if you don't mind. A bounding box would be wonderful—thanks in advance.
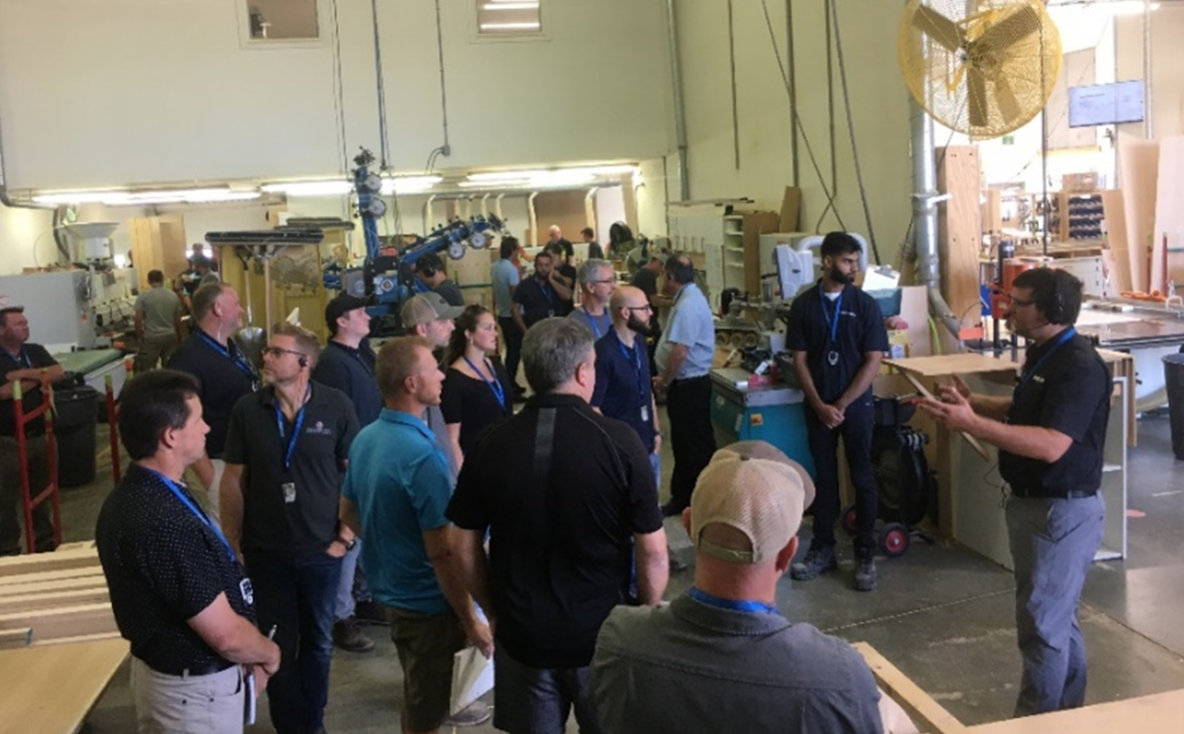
[880,523,910,558]
[841,505,858,536]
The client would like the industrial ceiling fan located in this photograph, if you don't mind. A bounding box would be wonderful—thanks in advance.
[898,0,1063,138]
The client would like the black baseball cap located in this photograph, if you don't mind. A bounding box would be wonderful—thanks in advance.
[325,293,371,328]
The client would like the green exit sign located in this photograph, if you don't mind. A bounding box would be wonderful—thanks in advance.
[1002,135,1016,145]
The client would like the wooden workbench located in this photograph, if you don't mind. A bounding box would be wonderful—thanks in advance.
[0,637,128,734]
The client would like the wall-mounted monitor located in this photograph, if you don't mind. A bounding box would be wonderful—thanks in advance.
[1068,80,1145,128]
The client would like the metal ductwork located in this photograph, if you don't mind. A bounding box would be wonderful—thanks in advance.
[911,101,961,342]
[666,0,690,202]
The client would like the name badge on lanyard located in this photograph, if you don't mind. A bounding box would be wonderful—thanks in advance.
[821,291,843,368]
[276,385,311,504]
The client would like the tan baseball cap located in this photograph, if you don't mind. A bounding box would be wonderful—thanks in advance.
[400,292,465,327]
[689,441,813,564]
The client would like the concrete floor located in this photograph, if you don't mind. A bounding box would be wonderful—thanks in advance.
[58,410,1184,732]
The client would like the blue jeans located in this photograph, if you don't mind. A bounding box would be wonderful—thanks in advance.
[246,548,342,734]
[1006,493,1105,717]
[649,452,661,493]
[333,539,372,620]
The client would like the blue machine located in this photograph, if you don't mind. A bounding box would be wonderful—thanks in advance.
[336,148,505,335]
[709,367,815,477]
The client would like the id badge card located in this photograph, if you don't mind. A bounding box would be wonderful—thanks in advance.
[547,309,555,317]
[282,482,297,504]
[239,577,255,606]
[640,405,650,422]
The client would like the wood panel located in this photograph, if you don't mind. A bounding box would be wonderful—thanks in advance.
[742,211,781,296]
[968,688,1184,733]
[1116,132,1158,292]
[129,215,189,291]
[0,638,129,734]
[937,146,983,329]
[1154,136,1184,292]
[1100,190,1132,293]
[853,642,968,734]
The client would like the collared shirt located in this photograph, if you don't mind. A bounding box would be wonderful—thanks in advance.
[0,342,58,436]
[167,331,259,458]
[491,258,521,318]
[95,463,254,676]
[1000,332,1111,497]
[655,283,715,379]
[591,594,883,734]
[343,409,454,614]
[223,382,359,554]
[592,329,656,453]
[312,340,382,427]
[134,286,183,339]
[786,282,889,412]
[569,307,612,341]
[447,393,663,669]
[513,277,559,327]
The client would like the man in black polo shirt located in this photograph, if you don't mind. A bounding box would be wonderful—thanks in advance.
[512,250,571,334]
[787,232,888,592]
[221,323,359,734]
[920,268,1109,717]
[0,305,65,555]
[313,293,383,654]
[448,317,669,734]
[96,370,279,733]
[167,283,260,523]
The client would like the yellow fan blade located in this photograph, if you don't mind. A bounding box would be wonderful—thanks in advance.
[968,68,989,129]
[976,4,1040,55]
[913,5,964,53]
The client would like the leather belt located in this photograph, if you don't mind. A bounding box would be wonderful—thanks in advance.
[151,660,235,677]
[1009,488,1097,500]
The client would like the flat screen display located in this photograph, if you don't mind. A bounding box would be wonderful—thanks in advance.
[1068,80,1145,128]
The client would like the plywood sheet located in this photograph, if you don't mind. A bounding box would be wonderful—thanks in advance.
[852,642,968,734]
[968,688,1184,733]
[0,638,128,734]
[1154,135,1184,292]
[1116,132,1158,292]
[885,353,1021,379]
[1100,190,1132,293]
[936,146,983,328]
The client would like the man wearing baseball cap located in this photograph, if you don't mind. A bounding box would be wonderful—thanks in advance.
[400,293,466,484]
[590,441,883,734]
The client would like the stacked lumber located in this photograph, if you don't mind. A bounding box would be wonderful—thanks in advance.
[0,542,118,648]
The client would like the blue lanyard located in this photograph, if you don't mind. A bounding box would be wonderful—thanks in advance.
[274,384,311,470]
[616,336,648,410]
[4,347,32,368]
[820,290,843,346]
[198,331,258,383]
[687,586,781,616]
[462,355,508,412]
[140,465,238,565]
[1015,328,1076,396]
[582,309,609,339]
[538,280,554,304]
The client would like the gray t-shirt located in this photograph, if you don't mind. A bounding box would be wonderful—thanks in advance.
[592,594,883,734]
[134,286,183,339]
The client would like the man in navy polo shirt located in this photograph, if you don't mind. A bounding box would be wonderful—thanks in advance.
[787,232,888,592]
[221,323,359,734]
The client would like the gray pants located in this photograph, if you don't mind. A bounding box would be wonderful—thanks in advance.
[136,333,180,373]
[1006,493,1105,717]
[131,656,244,734]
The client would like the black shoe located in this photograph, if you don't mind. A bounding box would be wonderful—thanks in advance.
[332,617,375,653]
[660,501,687,518]
[854,556,877,592]
[354,599,389,626]
[790,544,837,581]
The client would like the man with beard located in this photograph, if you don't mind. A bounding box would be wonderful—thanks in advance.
[512,249,572,334]
[786,232,888,592]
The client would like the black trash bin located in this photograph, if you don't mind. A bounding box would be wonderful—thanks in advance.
[54,385,99,487]
[1163,353,1184,460]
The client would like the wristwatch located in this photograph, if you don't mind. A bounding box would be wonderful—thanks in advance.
[334,536,357,551]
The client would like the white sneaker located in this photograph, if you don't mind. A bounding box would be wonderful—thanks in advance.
[444,701,492,727]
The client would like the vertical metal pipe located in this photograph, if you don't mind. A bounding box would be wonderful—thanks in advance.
[528,191,539,245]
[727,0,740,170]
[1144,0,1154,139]
[666,0,691,201]
[912,101,961,339]
[785,0,799,186]
[495,193,505,222]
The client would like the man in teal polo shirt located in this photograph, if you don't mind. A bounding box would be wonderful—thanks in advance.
[339,336,492,732]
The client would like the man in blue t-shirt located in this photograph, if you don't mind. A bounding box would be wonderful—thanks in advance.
[340,336,492,733]
[491,237,524,396]
[786,232,888,592]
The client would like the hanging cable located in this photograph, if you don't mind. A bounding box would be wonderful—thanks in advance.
[434,0,451,159]
[758,0,846,231]
[828,0,881,265]
[329,0,349,177]
[370,0,392,170]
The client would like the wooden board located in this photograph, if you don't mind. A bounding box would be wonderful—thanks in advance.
[742,211,782,296]
[1100,190,1132,293]
[852,642,969,734]
[1154,136,1184,293]
[937,146,983,329]
[0,566,106,590]
[0,638,129,734]
[1116,133,1158,293]
[0,603,118,643]
[885,353,1021,379]
[968,688,1184,733]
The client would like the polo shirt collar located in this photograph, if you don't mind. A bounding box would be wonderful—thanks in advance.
[670,593,791,635]
[525,393,590,410]
[260,382,315,407]
[379,408,435,441]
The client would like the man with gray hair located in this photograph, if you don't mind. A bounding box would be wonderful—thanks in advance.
[569,258,615,341]
[590,441,883,734]
[448,317,669,734]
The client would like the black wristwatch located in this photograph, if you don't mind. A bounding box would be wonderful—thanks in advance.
[334,536,357,551]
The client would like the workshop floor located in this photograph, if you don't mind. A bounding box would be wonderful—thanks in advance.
[60,410,1184,732]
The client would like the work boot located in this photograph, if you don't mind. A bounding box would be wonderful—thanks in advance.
[444,701,492,727]
[854,556,878,592]
[790,544,837,581]
[332,617,375,653]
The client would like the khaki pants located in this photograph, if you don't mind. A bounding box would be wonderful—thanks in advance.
[136,333,180,374]
[131,657,244,734]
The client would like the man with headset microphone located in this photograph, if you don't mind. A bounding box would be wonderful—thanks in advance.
[415,252,466,308]
[919,267,1110,717]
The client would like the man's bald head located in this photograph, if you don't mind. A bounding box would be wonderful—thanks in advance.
[610,285,653,334]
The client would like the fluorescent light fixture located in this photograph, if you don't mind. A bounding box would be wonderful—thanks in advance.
[261,180,353,197]
[482,2,539,9]
[479,22,541,30]
[467,170,547,182]
[382,175,443,194]
[33,188,260,206]
[1053,0,1159,14]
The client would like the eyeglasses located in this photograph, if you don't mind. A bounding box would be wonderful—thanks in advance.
[591,279,616,285]
[263,346,305,359]
[625,305,653,312]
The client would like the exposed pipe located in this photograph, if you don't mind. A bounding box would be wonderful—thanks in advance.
[911,101,961,341]
[785,0,799,186]
[584,188,598,236]
[495,193,505,222]
[481,193,490,217]
[727,0,740,170]
[665,0,690,201]
[370,0,392,169]
[433,0,452,157]
[424,194,437,234]
[1143,0,1153,139]
[528,191,539,245]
